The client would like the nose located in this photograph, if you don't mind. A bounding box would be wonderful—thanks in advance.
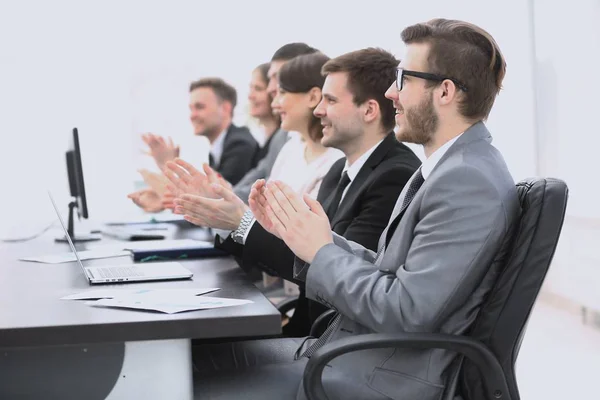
[384,81,398,101]
[271,93,281,111]
[313,99,325,118]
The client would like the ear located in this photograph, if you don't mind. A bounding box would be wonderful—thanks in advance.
[362,99,380,124]
[307,87,322,108]
[221,101,233,117]
[438,80,458,106]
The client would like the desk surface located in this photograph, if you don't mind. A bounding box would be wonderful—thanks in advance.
[0,225,281,348]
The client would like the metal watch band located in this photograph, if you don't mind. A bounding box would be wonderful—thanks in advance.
[231,209,254,244]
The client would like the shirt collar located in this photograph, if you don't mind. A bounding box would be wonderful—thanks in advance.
[209,127,229,166]
[343,139,384,182]
[421,133,463,180]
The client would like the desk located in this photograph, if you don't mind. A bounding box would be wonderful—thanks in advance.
[0,226,281,400]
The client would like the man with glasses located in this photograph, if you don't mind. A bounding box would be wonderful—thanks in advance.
[192,19,520,400]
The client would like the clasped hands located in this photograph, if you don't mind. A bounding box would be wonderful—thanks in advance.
[248,179,333,263]
[165,157,333,262]
[164,158,246,231]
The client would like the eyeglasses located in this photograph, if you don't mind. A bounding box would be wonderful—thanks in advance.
[396,68,468,92]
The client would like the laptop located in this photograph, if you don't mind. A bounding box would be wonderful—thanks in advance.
[48,192,193,284]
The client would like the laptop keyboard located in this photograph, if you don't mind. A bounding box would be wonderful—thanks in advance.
[97,266,145,279]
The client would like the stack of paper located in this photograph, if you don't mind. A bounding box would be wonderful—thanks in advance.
[61,288,253,314]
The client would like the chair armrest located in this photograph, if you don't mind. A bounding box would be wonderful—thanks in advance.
[277,297,298,315]
[309,309,336,337]
[302,332,511,400]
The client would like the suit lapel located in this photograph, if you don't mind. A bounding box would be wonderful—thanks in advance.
[378,121,493,257]
[212,124,235,169]
[319,161,345,215]
[330,133,396,226]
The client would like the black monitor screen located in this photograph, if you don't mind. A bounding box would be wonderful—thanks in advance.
[66,127,89,219]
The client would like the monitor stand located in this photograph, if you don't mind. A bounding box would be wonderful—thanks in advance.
[55,201,101,242]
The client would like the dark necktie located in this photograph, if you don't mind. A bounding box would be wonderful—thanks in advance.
[325,171,351,219]
[208,153,215,168]
[299,172,350,358]
[299,313,342,358]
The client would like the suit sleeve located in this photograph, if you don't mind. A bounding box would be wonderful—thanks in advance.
[304,166,511,333]
[218,136,258,186]
[242,223,298,283]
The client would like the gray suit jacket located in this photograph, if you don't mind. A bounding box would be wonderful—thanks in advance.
[233,128,289,202]
[294,122,520,400]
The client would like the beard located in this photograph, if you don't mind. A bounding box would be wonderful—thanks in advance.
[396,90,438,145]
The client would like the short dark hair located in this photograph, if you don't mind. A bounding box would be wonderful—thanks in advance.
[254,62,270,86]
[278,52,330,142]
[401,18,506,121]
[189,77,237,115]
[271,42,319,62]
[322,48,399,132]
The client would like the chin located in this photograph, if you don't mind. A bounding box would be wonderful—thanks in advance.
[394,129,410,143]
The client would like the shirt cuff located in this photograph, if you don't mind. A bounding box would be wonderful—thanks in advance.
[242,218,257,244]
[214,228,233,242]
[214,218,256,245]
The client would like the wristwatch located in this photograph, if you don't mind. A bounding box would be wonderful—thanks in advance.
[231,209,255,244]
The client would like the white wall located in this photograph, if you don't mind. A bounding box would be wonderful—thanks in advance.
[0,0,536,232]
[531,0,600,310]
[532,0,600,219]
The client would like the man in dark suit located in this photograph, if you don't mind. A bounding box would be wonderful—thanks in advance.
[242,137,419,336]
[188,77,258,185]
[168,48,421,336]
[130,78,258,211]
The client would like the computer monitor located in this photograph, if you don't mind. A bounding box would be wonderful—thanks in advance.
[56,128,101,242]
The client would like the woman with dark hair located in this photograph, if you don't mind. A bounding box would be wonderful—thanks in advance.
[248,62,280,161]
[268,52,343,198]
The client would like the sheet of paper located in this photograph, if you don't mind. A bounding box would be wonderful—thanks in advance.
[20,249,130,264]
[86,296,252,314]
[61,288,220,300]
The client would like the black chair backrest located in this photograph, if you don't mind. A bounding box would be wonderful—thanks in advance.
[460,178,569,400]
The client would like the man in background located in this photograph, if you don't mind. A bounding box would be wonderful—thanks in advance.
[130,43,318,211]
[142,77,257,184]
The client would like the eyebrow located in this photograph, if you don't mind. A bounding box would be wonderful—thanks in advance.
[323,93,338,101]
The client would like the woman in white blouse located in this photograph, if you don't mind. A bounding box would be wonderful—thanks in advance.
[268,52,344,199]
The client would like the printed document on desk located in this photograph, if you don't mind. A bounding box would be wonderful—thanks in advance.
[61,287,220,300]
[86,296,253,314]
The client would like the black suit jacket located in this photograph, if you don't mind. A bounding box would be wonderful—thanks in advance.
[210,124,259,185]
[231,132,421,335]
[242,132,420,277]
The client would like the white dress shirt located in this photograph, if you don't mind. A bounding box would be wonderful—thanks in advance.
[339,139,384,203]
[209,128,228,166]
[420,133,463,180]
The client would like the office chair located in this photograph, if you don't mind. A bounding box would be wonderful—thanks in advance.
[303,178,569,400]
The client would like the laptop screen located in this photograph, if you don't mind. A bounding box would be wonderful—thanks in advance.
[47,191,90,280]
